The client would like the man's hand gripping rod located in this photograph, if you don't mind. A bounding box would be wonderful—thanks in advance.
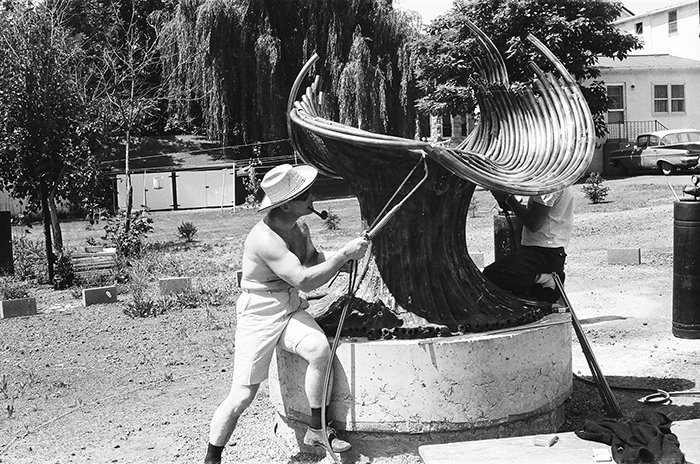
[319,154,428,461]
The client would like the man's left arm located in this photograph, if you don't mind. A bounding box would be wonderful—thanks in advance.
[300,222,326,266]
[301,224,353,272]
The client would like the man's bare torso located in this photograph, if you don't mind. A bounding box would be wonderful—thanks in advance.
[240,218,313,289]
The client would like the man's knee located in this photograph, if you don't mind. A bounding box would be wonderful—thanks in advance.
[296,333,330,365]
[224,384,259,415]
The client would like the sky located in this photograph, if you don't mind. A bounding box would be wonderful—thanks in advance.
[394,0,687,25]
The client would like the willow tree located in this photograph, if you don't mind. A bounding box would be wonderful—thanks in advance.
[159,0,421,146]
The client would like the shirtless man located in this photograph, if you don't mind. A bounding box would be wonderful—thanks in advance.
[204,164,369,464]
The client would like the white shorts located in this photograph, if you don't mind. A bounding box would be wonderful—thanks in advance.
[231,288,323,385]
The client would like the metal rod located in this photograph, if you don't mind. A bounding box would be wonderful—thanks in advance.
[321,260,359,463]
[366,155,429,240]
[667,180,680,202]
[552,273,624,418]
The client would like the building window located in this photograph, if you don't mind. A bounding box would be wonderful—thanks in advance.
[668,10,678,34]
[607,85,625,123]
[635,22,643,34]
[654,84,685,113]
[442,113,452,137]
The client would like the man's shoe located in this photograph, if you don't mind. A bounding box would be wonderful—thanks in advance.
[304,426,352,453]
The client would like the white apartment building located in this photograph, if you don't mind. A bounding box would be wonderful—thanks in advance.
[616,1,700,61]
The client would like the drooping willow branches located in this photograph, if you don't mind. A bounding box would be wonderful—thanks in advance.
[159,0,421,145]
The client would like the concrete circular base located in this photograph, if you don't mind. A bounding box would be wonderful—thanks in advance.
[269,312,572,455]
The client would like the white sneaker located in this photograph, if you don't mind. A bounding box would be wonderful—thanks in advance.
[303,426,352,453]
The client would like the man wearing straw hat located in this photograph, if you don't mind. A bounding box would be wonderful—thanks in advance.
[204,164,369,464]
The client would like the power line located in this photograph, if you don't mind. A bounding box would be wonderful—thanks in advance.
[100,138,291,166]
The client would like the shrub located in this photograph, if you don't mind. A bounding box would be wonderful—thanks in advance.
[323,210,341,230]
[12,236,48,283]
[0,278,29,300]
[123,262,160,318]
[242,164,263,207]
[582,172,610,204]
[103,210,154,258]
[468,197,480,218]
[177,221,197,242]
[52,252,75,290]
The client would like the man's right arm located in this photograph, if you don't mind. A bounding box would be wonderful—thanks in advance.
[504,195,550,232]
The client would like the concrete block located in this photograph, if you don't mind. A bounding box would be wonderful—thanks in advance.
[82,286,118,306]
[1,298,37,319]
[84,246,104,253]
[419,419,700,464]
[607,248,641,265]
[158,277,191,296]
[470,252,484,269]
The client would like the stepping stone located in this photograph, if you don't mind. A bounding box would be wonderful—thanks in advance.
[82,286,118,306]
[607,248,641,265]
[1,298,37,319]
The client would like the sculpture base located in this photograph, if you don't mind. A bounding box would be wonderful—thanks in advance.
[269,312,572,457]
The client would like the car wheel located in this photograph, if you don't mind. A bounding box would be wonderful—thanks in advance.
[659,161,676,176]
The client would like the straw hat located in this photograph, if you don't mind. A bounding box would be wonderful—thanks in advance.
[258,164,318,212]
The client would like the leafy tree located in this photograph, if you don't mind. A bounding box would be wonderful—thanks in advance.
[159,0,422,144]
[0,0,104,263]
[413,0,642,136]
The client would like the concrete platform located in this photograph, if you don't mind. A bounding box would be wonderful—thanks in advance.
[419,418,700,464]
[269,313,573,455]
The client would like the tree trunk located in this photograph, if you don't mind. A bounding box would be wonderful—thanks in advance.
[40,179,54,283]
[124,128,133,234]
[47,190,63,252]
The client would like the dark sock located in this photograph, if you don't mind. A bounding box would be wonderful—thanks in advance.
[310,407,322,430]
[205,443,224,464]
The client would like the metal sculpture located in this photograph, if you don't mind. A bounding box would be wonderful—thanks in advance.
[287,19,595,338]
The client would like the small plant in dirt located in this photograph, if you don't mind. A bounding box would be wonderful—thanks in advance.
[469,197,480,218]
[12,236,48,283]
[582,172,610,204]
[123,262,160,318]
[323,209,341,230]
[158,289,200,312]
[103,210,154,258]
[0,278,29,300]
[52,252,75,290]
[177,221,198,242]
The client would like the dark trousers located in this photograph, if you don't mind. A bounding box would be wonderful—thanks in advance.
[482,246,566,297]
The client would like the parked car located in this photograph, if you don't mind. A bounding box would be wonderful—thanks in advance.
[609,129,700,175]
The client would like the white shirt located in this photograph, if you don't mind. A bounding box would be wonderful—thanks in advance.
[521,188,574,249]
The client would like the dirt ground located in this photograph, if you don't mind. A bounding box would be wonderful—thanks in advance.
[1,174,699,464]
